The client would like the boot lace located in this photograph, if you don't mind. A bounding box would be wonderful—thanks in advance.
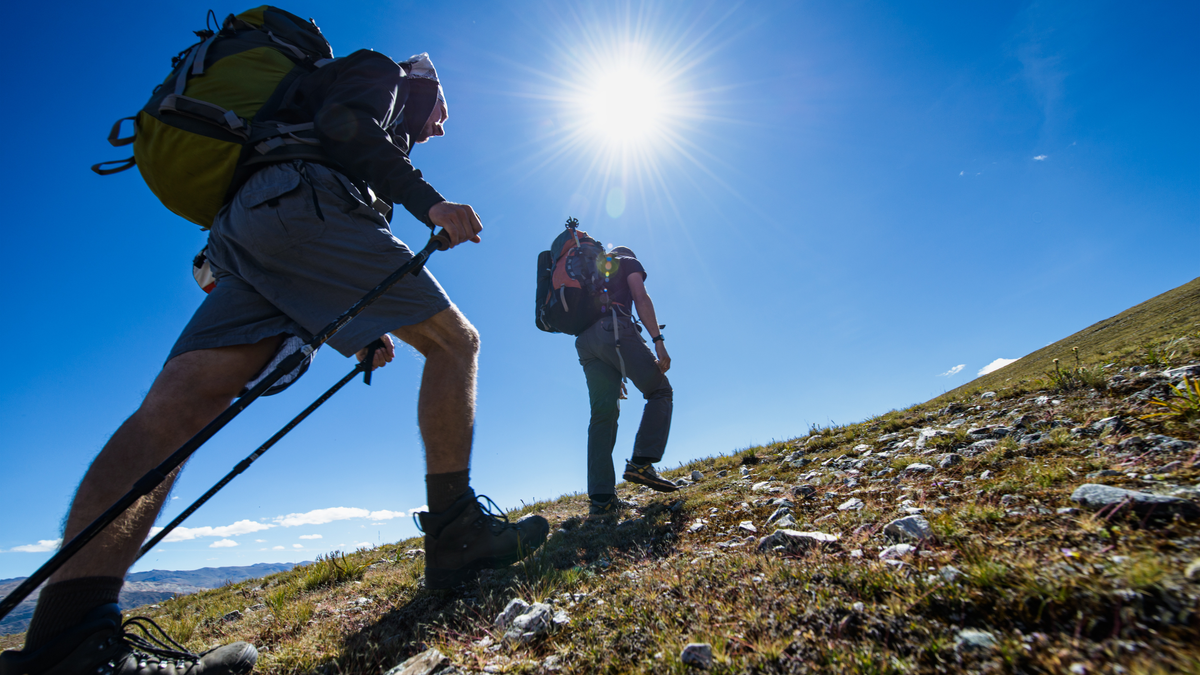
[101,616,201,666]
[412,494,511,533]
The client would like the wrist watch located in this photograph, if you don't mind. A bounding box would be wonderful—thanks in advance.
[652,334,665,343]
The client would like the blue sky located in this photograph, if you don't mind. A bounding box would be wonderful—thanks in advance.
[1,0,1196,579]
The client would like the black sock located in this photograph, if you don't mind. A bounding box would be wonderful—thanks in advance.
[24,576,123,652]
[426,469,471,513]
[630,456,655,467]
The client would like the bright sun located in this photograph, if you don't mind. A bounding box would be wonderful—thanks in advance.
[584,66,668,144]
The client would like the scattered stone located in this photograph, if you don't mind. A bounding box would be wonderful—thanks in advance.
[688,519,707,533]
[766,507,792,525]
[499,602,559,643]
[963,439,999,457]
[691,470,704,481]
[999,494,1025,507]
[955,629,999,653]
[980,470,992,480]
[1087,470,1124,478]
[495,598,530,629]
[680,643,714,669]
[792,485,817,499]
[757,529,839,554]
[1057,507,1081,516]
[1090,416,1128,435]
[740,467,751,477]
[246,603,266,612]
[938,454,962,469]
[916,429,954,450]
[879,544,915,560]
[715,470,728,478]
[1186,559,1200,580]
[903,463,934,474]
[751,481,773,492]
[384,648,447,675]
[853,444,871,454]
[883,515,933,542]
[220,610,243,623]
[939,565,962,582]
[1070,484,1200,520]
[980,391,996,399]
[1163,365,1200,382]
[774,514,798,529]
[738,520,758,534]
[838,498,865,511]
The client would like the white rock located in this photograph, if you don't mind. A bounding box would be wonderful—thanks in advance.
[838,498,865,511]
[691,470,704,481]
[680,642,714,669]
[495,598,530,629]
[384,648,447,675]
[883,515,933,542]
[879,544,915,560]
[954,628,998,652]
[738,520,758,534]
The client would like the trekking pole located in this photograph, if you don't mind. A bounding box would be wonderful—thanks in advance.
[0,231,450,621]
[135,339,385,562]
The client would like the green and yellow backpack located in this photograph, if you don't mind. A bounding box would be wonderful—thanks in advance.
[94,6,334,229]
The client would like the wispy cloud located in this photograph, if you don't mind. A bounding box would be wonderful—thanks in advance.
[272,546,285,550]
[149,519,274,543]
[939,364,965,377]
[299,534,323,540]
[1033,154,1048,161]
[275,507,372,527]
[8,539,61,553]
[292,544,304,549]
[209,539,238,548]
[979,358,1019,376]
[354,542,373,549]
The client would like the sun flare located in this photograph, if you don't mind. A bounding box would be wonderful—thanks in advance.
[583,65,669,144]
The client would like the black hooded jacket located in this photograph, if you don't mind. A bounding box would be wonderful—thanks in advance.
[260,49,445,226]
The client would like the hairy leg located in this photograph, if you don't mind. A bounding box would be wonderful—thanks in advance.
[52,337,282,583]
[391,307,480,473]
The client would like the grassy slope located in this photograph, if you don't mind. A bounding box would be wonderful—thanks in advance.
[4,281,1199,674]
[939,276,1200,400]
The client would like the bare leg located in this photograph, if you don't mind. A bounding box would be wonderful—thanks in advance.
[51,337,282,583]
[391,306,479,473]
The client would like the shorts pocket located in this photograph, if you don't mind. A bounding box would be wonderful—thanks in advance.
[237,165,326,256]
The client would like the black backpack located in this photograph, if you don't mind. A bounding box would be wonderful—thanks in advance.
[535,218,622,336]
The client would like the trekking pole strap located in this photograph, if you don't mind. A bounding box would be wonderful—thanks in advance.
[0,230,448,621]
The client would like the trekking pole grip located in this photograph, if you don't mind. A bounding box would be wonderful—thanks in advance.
[431,229,452,252]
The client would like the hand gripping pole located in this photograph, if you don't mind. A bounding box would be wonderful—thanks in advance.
[0,232,451,620]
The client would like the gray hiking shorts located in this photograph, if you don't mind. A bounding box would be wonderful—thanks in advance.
[169,160,451,361]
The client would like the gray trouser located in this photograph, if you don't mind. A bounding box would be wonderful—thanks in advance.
[575,314,673,497]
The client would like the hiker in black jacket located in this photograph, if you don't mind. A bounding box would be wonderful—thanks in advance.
[1,46,548,675]
[576,245,678,516]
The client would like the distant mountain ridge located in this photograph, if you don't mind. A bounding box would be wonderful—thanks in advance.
[0,562,301,636]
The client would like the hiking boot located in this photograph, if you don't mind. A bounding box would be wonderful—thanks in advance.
[417,490,550,590]
[623,460,679,493]
[588,495,631,517]
[0,603,257,675]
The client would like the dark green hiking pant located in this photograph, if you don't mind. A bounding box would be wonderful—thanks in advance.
[575,314,673,498]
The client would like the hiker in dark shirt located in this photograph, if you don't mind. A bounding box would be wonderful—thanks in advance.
[1,35,547,675]
[576,245,678,516]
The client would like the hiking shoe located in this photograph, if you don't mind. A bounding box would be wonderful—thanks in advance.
[0,603,257,675]
[416,490,550,590]
[623,461,679,493]
[588,495,632,517]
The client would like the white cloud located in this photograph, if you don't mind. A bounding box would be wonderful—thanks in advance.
[149,519,273,543]
[1033,154,1048,161]
[272,546,285,550]
[367,510,407,520]
[293,544,304,549]
[299,534,323,540]
[978,358,1019,376]
[939,364,965,377]
[408,505,428,516]
[10,539,61,553]
[275,507,371,527]
[255,539,266,543]
[355,542,373,549]
[210,539,238,548]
